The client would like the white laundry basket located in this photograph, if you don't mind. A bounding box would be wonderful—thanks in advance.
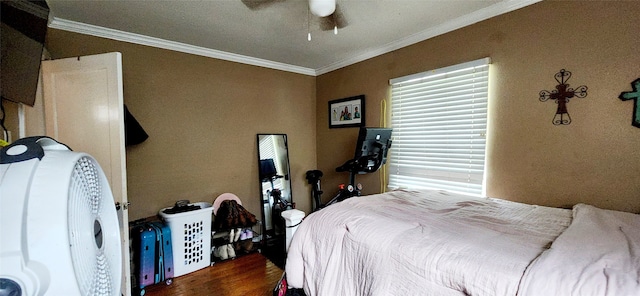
[159,202,213,277]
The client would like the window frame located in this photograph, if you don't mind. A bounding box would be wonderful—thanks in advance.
[388,58,491,196]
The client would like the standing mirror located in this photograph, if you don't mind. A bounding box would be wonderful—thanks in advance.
[257,134,292,268]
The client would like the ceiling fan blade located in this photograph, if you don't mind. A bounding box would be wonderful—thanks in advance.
[241,0,283,10]
[319,4,347,31]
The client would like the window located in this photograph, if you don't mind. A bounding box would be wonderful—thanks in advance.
[259,136,283,192]
[388,58,490,196]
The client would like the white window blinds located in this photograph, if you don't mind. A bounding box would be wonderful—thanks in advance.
[259,136,283,190]
[388,58,490,196]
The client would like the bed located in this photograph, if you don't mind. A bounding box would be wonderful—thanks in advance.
[284,189,640,296]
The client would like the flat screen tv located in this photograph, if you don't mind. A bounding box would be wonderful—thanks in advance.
[1,0,49,106]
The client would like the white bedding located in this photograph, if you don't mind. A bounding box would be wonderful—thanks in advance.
[518,204,640,296]
[285,189,573,296]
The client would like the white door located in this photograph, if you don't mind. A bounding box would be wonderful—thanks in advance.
[41,52,131,296]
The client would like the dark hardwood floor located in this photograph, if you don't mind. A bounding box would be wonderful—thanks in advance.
[143,253,283,296]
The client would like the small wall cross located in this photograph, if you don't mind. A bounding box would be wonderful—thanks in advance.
[619,78,640,128]
[539,69,588,125]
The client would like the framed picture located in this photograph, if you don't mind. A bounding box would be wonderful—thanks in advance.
[328,95,365,128]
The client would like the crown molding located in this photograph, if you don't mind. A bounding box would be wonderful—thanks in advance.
[315,0,542,75]
[49,0,541,77]
[48,17,318,76]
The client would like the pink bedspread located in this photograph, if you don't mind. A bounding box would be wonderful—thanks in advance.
[285,190,572,296]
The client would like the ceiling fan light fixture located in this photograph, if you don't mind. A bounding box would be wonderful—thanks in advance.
[309,0,335,17]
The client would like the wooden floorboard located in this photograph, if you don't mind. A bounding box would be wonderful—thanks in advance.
[143,253,283,296]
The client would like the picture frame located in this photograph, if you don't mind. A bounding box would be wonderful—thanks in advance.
[328,95,365,128]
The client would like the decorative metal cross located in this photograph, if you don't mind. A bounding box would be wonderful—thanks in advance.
[539,69,588,125]
[619,78,640,128]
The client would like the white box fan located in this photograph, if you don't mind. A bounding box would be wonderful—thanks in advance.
[0,136,122,296]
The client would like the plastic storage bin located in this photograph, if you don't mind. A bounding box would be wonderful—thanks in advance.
[159,202,213,277]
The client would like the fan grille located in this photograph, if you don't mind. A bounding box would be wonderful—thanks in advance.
[68,156,115,296]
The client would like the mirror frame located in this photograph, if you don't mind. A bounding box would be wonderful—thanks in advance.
[256,133,293,244]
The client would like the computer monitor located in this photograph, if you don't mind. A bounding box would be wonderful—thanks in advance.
[353,127,392,172]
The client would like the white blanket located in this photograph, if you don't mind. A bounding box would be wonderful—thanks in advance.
[285,190,572,296]
[518,204,640,296]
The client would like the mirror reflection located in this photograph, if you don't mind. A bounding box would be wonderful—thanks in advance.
[257,134,293,254]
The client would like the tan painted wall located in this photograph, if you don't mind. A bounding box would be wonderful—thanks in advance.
[316,1,640,213]
[3,1,638,218]
[41,29,317,221]
[2,103,19,142]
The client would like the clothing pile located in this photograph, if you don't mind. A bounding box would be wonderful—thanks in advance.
[213,199,257,230]
[212,199,258,260]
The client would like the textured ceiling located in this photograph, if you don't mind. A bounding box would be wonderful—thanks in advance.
[46,0,541,75]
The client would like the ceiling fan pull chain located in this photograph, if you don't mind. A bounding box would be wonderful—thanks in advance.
[307,7,312,41]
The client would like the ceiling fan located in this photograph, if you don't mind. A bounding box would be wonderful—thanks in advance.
[241,0,348,32]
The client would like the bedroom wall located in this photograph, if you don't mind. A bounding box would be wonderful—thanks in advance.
[316,0,640,213]
[36,29,317,221]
